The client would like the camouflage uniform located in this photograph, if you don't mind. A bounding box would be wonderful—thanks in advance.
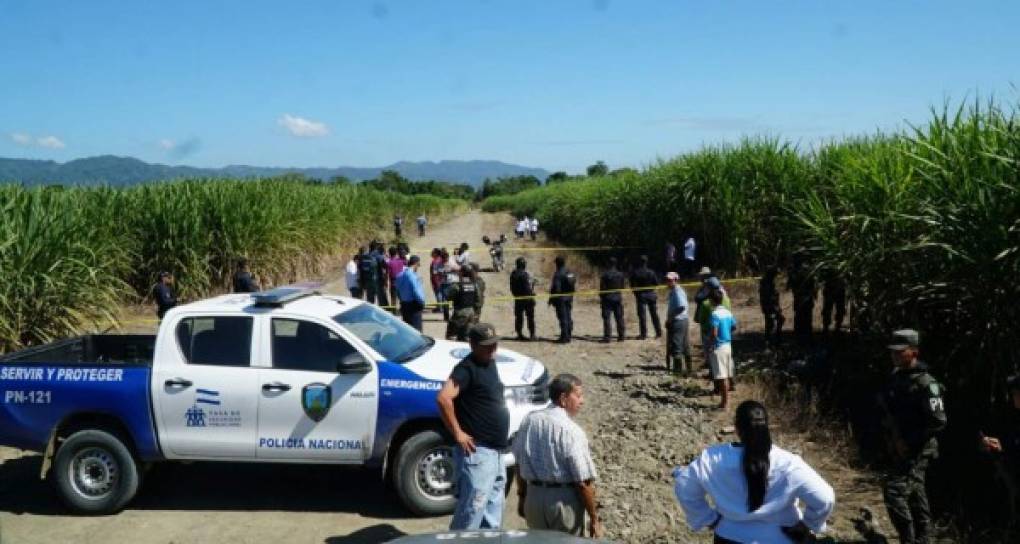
[474,273,486,318]
[879,341,947,544]
[445,279,479,341]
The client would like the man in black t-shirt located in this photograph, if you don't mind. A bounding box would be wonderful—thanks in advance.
[437,323,510,530]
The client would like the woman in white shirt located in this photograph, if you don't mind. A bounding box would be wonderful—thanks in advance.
[674,401,835,543]
[345,253,361,298]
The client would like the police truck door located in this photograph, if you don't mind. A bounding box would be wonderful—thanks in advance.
[153,315,259,458]
[256,317,377,461]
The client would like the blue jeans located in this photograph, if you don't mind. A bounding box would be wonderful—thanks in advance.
[450,446,506,530]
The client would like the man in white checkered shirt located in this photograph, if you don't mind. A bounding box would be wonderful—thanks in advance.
[511,373,602,538]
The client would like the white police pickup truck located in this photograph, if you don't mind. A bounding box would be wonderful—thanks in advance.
[0,287,549,515]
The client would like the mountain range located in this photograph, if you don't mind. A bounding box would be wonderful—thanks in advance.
[0,155,551,187]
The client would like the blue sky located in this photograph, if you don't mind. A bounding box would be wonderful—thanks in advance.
[1,0,1017,173]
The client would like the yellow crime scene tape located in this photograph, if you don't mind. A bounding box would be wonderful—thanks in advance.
[411,246,632,253]
[380,276,759,309]
[105,277,760,326]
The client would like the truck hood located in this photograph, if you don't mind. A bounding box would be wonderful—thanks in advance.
[402,339,546,387]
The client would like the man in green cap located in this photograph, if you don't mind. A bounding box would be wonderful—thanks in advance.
[879,329,947,544]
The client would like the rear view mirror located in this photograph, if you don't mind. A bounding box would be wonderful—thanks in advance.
[337,353,372,374]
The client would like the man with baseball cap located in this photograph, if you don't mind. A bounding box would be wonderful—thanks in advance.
[437,323,510,530]
[153,271,177,319]
[879,329,947,544]
[665,272,693,374]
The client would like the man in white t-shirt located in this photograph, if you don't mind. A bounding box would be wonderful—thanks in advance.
[529,217,539,240]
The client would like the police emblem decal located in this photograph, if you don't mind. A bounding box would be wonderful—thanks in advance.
[302,383,332,422]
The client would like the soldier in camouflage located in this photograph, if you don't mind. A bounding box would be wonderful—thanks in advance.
[471,262,486,319]
[445,266,480,341]
[879,329,947,544]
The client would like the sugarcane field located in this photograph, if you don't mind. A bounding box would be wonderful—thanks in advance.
[1,3,1019,544]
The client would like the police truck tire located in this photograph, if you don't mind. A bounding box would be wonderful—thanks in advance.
[52,429,141,514]
[394,430,457,516]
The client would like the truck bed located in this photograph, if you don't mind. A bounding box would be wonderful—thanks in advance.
[0,334,155,365]
[0,335,159,458]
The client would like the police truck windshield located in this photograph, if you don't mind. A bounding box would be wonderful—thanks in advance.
[334,303,433,363]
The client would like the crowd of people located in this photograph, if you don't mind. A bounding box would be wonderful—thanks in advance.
[432,314,1015,544]
[148,223,1018,543]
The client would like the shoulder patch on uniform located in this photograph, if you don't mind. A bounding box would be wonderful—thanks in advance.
[928,382,940,397]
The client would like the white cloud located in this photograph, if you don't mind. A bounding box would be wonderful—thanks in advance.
[36,135,66,149]
[278,114,329,138]
[10,132,66,149]
[158,137,201,160]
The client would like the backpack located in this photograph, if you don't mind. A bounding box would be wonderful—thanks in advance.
[358,255,378,282]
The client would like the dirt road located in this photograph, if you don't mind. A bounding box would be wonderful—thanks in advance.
[0,210,887,543]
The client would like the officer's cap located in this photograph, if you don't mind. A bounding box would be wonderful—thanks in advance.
[665,271,679,281]
[887,329,920,351]
[468,323,500,346]
[698,266,712,277]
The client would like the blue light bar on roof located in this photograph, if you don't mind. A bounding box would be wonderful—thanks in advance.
[252,286,319,307]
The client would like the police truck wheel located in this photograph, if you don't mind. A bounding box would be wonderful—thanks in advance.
[394,430,456,516]
[52,429,141,514]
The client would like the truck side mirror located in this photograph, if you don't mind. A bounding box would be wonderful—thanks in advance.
[337,353,371,374]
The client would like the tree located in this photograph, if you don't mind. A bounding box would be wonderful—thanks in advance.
[610,167,638,177]
[329,175,352,185]
[586,161,609,177]
[477,175,542,199]
[546,171,569,184]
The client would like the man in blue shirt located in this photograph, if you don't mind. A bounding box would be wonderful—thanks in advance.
[709,289,737,409]
[396,255,427,331]
[665,272,693,375]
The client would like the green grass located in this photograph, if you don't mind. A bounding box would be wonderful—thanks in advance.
[485,97,1019,403]
[485,99,1020,539]
[0,178,466,351]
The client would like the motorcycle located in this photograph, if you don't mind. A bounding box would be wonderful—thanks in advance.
[482,235,505,272]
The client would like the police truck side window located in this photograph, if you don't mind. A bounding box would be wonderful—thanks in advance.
[271,319,357,373]
[175,316,253,367]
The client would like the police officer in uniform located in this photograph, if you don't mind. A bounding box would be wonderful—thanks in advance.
[629,255,662,339]
[232,258,259,293]
[359,245,381,304]
[599,257,625,343]
[879,329,947,544]
[472,263,486,319]
[446,267,480,341]
[821,272,847,334]
[509,257,537,341]
[759,266,784,347]
[153,271,177,319]
[549,256,576,343]
[788,253,816,346]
